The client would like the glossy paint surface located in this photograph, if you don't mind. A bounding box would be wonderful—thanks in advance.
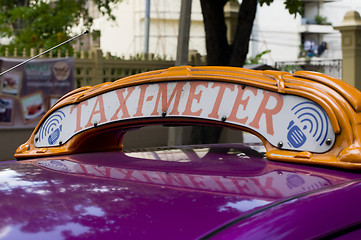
[208,181,361,239]
[1,143,361,239]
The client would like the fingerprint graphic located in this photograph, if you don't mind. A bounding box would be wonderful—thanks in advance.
[288,101,329,148]
[38,111,65,145]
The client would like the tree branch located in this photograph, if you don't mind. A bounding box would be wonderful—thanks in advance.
[229,0,258,67]
[200,0,230,66]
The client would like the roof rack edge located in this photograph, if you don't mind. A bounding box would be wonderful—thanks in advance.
[293,71,361,112]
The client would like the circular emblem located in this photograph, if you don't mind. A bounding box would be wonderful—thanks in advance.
[53,61,70,80]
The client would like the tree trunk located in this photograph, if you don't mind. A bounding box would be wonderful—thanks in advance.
[200,0,230,66]
[200,0,258,67]
[229,0,258,67]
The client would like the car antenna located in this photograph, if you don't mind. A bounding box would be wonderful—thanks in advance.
[0,30,89,77]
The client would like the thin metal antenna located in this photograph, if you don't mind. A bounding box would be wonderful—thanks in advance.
[0,30,89,77]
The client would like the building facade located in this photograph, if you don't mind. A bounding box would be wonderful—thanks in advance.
[92,0,361,66]
[92,0,204,60]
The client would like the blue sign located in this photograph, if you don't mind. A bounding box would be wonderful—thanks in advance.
[38,110,65,146]
[287,101,330,149]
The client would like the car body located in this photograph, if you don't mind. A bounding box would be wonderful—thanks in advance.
[2,66,361,239]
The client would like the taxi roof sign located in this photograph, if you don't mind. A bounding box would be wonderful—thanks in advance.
[14,66,361,169]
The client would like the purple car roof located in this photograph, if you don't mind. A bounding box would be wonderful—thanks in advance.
[1,143,361,239]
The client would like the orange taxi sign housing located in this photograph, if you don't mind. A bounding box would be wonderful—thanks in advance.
[14,66,361,169]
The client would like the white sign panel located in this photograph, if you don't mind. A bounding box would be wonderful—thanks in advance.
[34,81,335,153]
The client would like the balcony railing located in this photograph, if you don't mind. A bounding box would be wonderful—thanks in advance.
[275,59,342,79]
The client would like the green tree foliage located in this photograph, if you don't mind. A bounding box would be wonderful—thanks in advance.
[259,0,304,16]
[0,0,122,54]
[245,50,271,65]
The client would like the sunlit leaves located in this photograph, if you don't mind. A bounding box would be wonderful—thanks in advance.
[0,0,122,51]
[284,0,304,16]
[259,0,303,17]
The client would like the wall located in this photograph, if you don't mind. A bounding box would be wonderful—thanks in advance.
[0,48,176,160]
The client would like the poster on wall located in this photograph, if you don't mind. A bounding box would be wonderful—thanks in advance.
[0,96,15,126]
[0,57,74,129]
